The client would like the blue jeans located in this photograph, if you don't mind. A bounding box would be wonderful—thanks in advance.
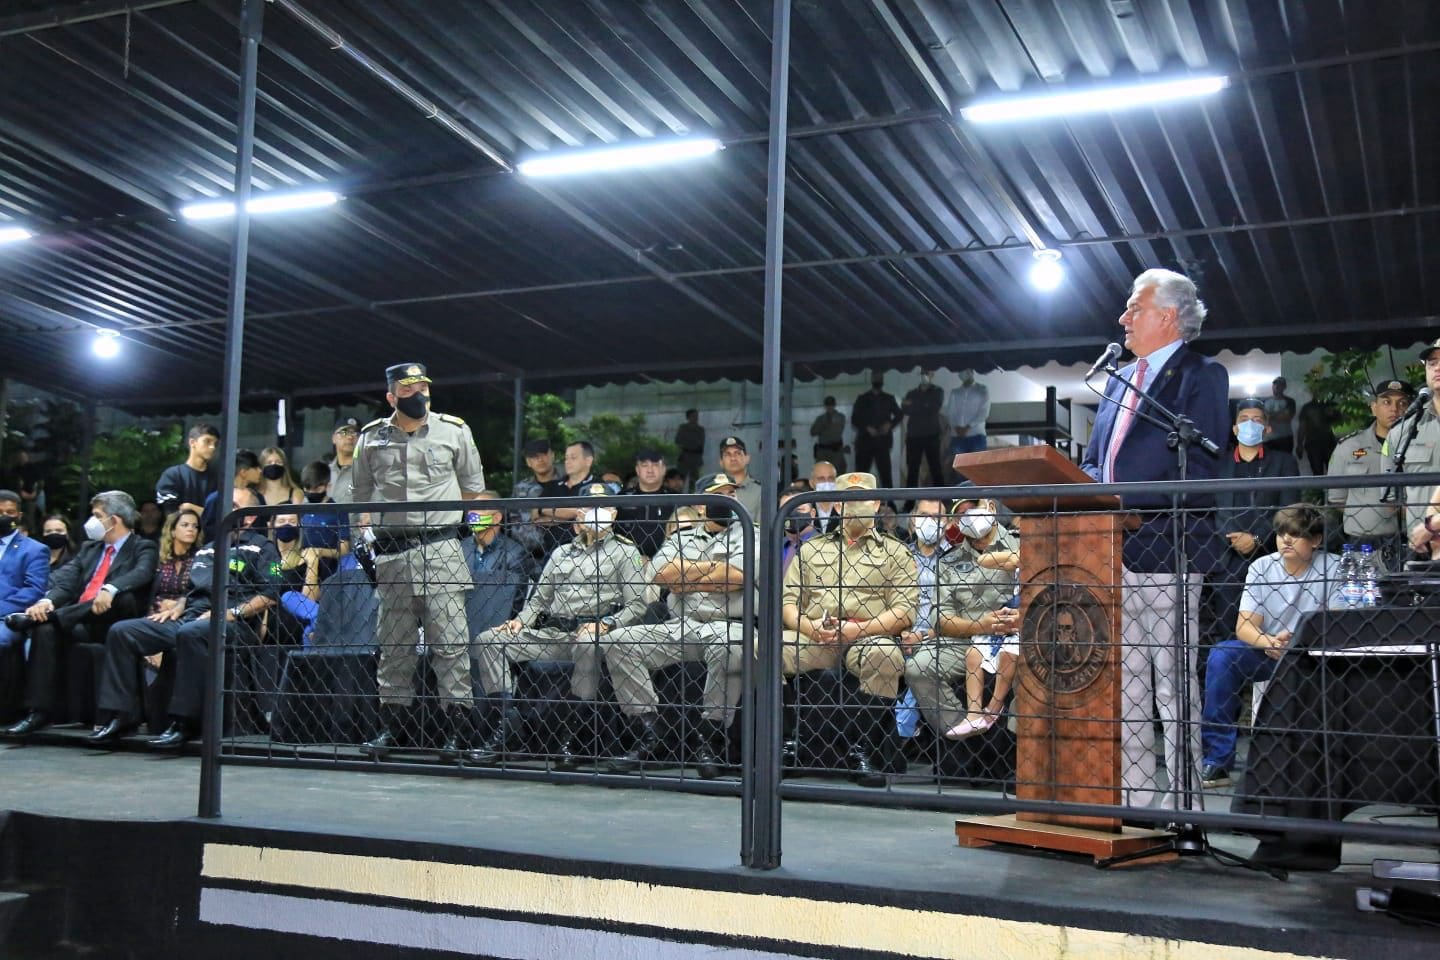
[949,434,987,456]
[1201,638,1277,769]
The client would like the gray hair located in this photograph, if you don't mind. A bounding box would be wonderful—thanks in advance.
[1132,268,1207,341]
[90,490,138,528]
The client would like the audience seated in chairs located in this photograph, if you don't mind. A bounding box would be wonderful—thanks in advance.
[1199,504,1342,787]
[2,491,158,738]
[87,487,280,749]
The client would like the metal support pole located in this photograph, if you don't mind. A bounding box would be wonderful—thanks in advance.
[780,361,794,482]
[199,0,264,820]
[511,377,524,488]
[748,0,790,871]
[76,399,96,524]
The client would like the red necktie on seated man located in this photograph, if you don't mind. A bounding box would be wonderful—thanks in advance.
[79,545,116,604]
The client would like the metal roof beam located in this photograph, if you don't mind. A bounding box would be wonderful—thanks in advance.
[0,0,194,38]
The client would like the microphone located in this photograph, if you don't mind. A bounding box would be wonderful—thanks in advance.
[1085,342,1123,381]
[1401,387,1433,421]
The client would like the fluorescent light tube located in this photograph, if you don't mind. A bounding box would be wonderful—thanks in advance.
[518,138,722,177]
[0,227,33,244]
[180,189,340,221]
[962,75,1228,124]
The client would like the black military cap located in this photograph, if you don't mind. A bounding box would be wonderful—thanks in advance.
[580,481,619,497]
[522,438,552,457]
[1374,379,1413,398]
[385,363,431,386]
[634,447,665,463]
[719,435,746,453]
[332,416,359,434]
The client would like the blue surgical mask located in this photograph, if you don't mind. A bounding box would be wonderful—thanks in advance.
[1236,420,1266,447]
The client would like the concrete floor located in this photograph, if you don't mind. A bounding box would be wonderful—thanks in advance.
[3,739,1439,957]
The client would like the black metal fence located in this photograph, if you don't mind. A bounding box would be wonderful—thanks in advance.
[109,475,1440,869]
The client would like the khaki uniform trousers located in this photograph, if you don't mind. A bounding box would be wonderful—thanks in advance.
[603,619,746,725]
[904,639,968,731]
[472,624,602,701]
[374,539,472,707]
[780,630,905,700]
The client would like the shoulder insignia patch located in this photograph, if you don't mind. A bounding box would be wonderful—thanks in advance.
[360,417,387,432]
[436,413,466,426]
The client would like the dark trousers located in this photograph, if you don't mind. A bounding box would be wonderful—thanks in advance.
[812,444,847,473]
[24,594,139,716]
[97,616,182,724]
[853,434,894,488]
[904,435,944,490]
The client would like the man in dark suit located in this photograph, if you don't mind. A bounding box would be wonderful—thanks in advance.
[2,490,158,737]
[1081,269,1229,810]
[0,489,49,722]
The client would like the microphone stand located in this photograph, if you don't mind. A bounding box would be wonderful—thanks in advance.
[1090,359,1220,864]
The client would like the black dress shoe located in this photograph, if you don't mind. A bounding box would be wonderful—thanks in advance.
[86,719,135,747]
[148,721,193,751]
[847,743,886,788]
[3,712,48,738]
[3,612,32,632]
[553,736,583,772]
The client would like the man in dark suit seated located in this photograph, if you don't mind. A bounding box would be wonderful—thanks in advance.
[0,489,50,655]
[1080,269,1229,810]
[2,490,158,737]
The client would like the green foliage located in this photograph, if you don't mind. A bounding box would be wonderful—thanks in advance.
[524,393,578,450]
[56,424,185,514]
[580,412,679,478]
[1302,349,1380,437]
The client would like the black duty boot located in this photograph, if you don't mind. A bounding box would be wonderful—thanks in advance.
[466,703,520,766]
[438,706,471,762]
[693,719,728,780]
[361,705,406,760]
[553,701,592,772]
[845,698,888,788]
[606,713,661,773]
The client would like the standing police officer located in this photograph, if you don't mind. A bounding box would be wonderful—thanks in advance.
[1327,380,1411,568]
[354,363,486,761]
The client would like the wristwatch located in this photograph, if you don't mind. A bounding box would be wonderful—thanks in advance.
[229,605,245,620]
[599,615,618,631]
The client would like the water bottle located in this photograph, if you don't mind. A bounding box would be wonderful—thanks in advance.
[1339,544,1364,609]
[1358,543,1380,608]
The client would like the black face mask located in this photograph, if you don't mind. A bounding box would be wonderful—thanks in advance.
[304,490,327,504]
[42,532,69,550]
[0,515,14,537]
[706,502,733,524]
[261,463,286,481]
[394,392,430,419]
[785,516,811,536]
[274,525,300,543]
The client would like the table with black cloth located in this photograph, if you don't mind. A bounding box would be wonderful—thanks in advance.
[1231,606,1440,869]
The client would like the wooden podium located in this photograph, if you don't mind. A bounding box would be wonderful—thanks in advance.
[949,446,1175,865]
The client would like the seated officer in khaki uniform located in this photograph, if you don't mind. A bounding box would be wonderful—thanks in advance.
[781,471,915,786]
[471,483,646,768]
[905,497,1020,739]
[601,471,752,778]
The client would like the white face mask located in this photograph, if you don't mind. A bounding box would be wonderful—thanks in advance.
[580,507,613,534]
[815,481,836,492]
[83,514,110,541]
[913,515,941,544]
[1235,420,1266,447]
[957,511,995,541]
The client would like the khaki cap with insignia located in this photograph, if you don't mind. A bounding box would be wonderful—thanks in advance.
[836,471,877,491]
[700,472,737,493]
[385,362,432,386]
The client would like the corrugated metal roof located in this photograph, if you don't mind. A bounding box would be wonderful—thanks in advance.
[0,0,1437,408]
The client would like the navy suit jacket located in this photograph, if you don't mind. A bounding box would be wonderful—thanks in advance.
[1081,344,1230,572]
[0,534,50,616]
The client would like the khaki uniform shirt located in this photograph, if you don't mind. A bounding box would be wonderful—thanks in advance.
[731,476,763,523]
[938,527,1019,619]
[517,533,646,626]
[651,521,753,623]
[1326,422,1402,537]
[782,527,917,624]
[328,458,354,505]
[1385,405,1440,533]
[350,412,485,527]
[810,410,847,447]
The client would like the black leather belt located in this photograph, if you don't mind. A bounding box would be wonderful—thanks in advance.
[371,526,457,556]
[539,605,622,632]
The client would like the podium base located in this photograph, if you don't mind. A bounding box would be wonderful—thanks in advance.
[955,815,1178,868]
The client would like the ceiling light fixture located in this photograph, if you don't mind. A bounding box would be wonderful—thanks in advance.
[1028,249,1064,291]
[0,226,33,244]
[961,75,1228,124]
[180,189,340,221]
[518,137,722,177]
[92,328,121,359]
